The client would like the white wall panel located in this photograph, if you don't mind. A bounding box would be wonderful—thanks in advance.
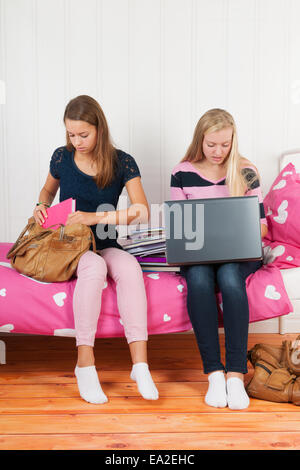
[101,0,130,151]
[226,0,256,162]
[128,0,162,206]
[286,0,300,151]
[3,0,38,240]
[195,0,228,116]
[65,0,98,99]
[253,0,290,195]
[36,0,66,204]
[162,0,193,203]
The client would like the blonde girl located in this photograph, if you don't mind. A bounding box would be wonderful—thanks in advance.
[171,108,267,410]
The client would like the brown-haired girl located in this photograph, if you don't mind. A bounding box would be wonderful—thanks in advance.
[33,95,158,404]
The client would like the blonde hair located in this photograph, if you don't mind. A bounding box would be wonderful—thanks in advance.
[64,95,117,188]
[182,108,258,196]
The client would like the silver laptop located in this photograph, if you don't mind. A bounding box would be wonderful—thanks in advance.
[164,196,263,265]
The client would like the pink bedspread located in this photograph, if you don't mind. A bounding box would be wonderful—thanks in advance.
[242,161,300,323]
[0,242,292,340]
[0,243,192,338]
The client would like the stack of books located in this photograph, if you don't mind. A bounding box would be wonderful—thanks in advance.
[136,254,180,272]
[118,227,166,257]
[118,227,180,272]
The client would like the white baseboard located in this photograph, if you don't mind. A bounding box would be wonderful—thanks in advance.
[279,300,300,334]
[248,318,279,333]
[279,318,300,334]
[218,318,279,334]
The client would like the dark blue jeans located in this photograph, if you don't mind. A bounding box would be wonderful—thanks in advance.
[181,260,262,374]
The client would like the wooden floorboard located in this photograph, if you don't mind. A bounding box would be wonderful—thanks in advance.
[0,332,300,450]
[1,432,300,450]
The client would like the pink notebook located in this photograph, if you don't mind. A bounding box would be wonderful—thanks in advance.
[42,198,76,230]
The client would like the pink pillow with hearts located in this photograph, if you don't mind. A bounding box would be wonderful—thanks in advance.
[263,163,300,246]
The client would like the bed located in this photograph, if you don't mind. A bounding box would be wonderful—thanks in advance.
[1,151,300,364]
[0,248,192,365]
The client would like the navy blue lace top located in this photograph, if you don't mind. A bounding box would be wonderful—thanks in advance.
[49,146,141,250]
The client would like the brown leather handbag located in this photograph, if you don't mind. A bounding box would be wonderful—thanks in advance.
[246,336,300,405]
[7,217,96,283]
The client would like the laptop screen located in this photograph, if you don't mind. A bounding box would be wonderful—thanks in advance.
[164,196,263,265]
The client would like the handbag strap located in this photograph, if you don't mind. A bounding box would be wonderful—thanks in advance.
[7,218,56,259]
[14,218,36,244]
[6,218,38,258]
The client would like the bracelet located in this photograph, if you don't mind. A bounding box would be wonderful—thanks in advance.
[36,202,50,208]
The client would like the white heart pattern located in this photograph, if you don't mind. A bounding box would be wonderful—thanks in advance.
[263,245,285,264]
[0,288,6,297]
[273,200,288,224]
[286,256,294,261]
[163,314,171,322]
[53,292,67,307]
[265,284,281,300]
[0,324,14,332]
[147,273,160,280]
[283,171,293,176]
[273,179,286,190]
[177,284,184,293]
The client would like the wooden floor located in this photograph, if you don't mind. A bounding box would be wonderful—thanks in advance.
[0,332,300,450]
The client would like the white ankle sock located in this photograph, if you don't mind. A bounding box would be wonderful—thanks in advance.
[205,371,227,408]
[226,377,250,410]
[75,365,108,404]
[130,362,159,400]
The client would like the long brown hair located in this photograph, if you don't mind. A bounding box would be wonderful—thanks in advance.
[64,95,117,188]
[182,108,258,196]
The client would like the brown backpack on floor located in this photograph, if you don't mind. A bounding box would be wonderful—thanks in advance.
[246,335,300,405]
